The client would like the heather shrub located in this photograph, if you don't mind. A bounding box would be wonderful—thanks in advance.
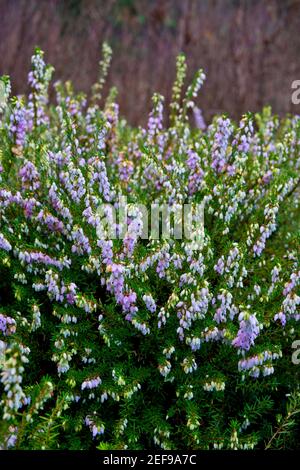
[0,46,299,450]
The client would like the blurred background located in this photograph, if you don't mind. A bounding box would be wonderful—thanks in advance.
[1,0,300,125]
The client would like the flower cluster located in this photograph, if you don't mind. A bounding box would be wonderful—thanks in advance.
[0,314,16,336]
[0,48,299,451]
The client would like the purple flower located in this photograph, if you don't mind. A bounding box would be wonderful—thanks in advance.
[81,376,101,390]
[232,312,260,351]
[0,233,12,252]
[193,107,206,130]
[143,294,157,313]
[0,313,16,336]
[210,117,233,173]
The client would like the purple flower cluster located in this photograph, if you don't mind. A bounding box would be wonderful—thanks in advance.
[156,251,170,279]
[211,117,233,173]
[85,416,105,438]
[28,49,53,126]
[19,161,40,191]
[213,290,238,324]
[116,154,134,186]
[81,376,101,390]
[88,157,112,202]
[238,350,281,378]
[37,210,65,233]
[23,197,39,218]
[274,270,300,325]
[253,205,278,257]
[214,245,245,288]
[5,426,18,449]
[176,287,211,340]
[59,167,86,204]
[122,209,144,258]
[71,227,91,255]
[143,294,157,313]
[106,264,138,321]
[39,271,77,305]
[186,149,204,195]
[49,183,73,222]
[17,250,68,271]
[232,312,260,351]
[193,107,206,130]
[148,94,164,139]
[283,270,300,296]
[0,314,16,336]
[9,100,33,147]
[0,233,12,252]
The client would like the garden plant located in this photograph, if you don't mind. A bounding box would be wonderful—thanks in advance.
[0,45,299,450]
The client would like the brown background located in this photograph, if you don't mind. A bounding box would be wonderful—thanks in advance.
[1,0,300,125]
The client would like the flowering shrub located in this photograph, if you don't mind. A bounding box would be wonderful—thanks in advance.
[0,46,300,450]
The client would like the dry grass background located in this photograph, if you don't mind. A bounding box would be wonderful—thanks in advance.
[1,0,300,125]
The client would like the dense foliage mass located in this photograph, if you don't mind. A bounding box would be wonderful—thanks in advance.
[0,46,300,450]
